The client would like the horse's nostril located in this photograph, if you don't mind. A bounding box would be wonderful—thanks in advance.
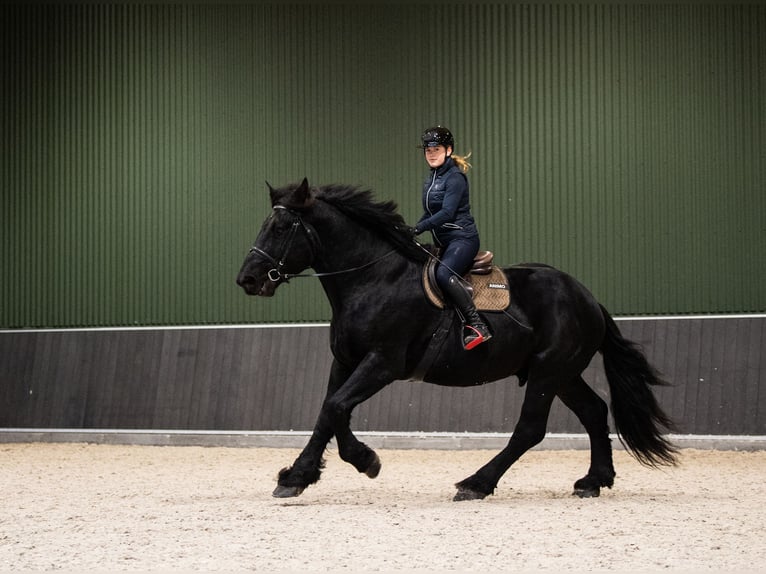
[237,273,256,287]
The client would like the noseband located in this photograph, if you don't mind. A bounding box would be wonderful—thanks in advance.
[249,204,396,282]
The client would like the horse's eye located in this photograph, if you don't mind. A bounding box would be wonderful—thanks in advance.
[263,215,283,236]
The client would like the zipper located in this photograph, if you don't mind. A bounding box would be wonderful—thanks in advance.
[425,170,437,217]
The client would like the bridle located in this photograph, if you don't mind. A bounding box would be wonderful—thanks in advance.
[249,205,313,282]
[249,205,397,282]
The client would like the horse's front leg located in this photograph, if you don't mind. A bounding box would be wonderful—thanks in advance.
[326,352,397,479]
[273,353,394,498]
[273,359,349,498]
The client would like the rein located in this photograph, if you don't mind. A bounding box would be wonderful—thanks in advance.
[250,205,397,282]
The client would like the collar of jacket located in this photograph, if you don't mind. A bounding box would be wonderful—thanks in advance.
[431,156,456,176]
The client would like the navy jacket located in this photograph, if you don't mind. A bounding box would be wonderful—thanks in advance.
[415,157,479,246]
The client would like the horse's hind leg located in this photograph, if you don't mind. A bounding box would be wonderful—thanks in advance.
[454,376,558,501]
[557,375,615,498]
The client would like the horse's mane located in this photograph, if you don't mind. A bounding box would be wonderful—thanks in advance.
[315,184,431,263]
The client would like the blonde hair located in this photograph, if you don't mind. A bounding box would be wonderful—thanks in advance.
[451,152,472,173]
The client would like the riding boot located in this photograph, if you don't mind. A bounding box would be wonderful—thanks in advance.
[443,275,493,350]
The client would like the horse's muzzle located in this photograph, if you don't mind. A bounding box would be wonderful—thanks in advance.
[236,272,275,297]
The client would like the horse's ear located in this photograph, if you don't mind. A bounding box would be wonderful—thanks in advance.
[291,177,315,208]
[266,181,278,205]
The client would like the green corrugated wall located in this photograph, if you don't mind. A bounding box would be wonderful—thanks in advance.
[2,2,764,327]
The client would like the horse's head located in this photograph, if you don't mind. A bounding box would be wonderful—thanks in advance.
[236,178,318,297]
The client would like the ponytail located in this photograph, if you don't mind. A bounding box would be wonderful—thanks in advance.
[451,152,472,173]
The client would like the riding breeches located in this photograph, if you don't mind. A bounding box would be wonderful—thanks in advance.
[434,236,480,292]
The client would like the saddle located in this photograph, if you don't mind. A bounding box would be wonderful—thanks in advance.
[422,250,511,311]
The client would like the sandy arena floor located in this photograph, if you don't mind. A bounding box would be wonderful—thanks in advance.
[1,443,765,572]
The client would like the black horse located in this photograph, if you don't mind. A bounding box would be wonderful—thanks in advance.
[236,178,678,501]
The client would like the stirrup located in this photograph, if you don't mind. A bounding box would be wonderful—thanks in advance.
[463,324,492,350]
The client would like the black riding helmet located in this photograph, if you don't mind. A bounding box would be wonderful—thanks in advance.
[420,126,454,149]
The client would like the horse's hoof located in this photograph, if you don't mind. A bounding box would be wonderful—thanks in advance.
[364,453,382,478]
[573,487,600,498]
[453,487,487,501]
[272,484,305,498]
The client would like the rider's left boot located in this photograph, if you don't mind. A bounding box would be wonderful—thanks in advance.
[443,275,493,350]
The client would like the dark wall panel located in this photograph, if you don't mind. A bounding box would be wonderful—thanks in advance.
[1,317,764,435]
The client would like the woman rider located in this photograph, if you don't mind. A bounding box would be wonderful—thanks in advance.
[411,126,492,350]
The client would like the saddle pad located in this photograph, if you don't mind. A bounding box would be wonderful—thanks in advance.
[422,262,511,311]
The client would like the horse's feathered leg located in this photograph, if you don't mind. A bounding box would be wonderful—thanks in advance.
[323,351,396,475]
[274,353,394,497]
[273,359,350,498]
[557,375,615,497]
[454,375,558,501]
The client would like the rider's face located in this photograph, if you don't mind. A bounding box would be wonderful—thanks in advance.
[424,145,451,168]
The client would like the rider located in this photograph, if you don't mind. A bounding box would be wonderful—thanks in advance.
[411,126,492,350]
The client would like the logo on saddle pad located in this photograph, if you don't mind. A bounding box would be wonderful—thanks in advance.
[422,253,511,311]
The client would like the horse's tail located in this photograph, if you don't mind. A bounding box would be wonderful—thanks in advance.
[599,305,679,467]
